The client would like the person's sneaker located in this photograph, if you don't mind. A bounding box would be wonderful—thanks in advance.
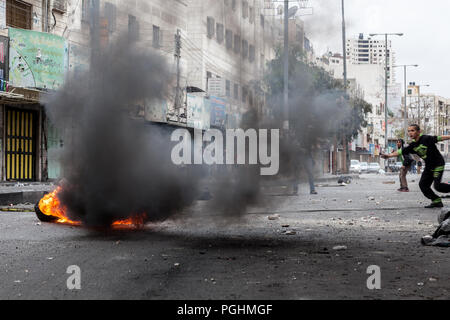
[399,188,409,192]
[425,201,444,208]
[310,190,318,195]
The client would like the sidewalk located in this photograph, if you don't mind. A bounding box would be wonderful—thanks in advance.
[0,182,56,206]
[0,174,359,206]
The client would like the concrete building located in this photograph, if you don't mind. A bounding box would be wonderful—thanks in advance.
[0,0,77,181]
[407,83,450,159]
[318,32,403,163]
[346,33,397,84]
[181,0,285,128]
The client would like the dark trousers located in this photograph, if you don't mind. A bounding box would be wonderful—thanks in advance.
[399,165,410,189]
[419,167,450,202]
[292,155,315,193]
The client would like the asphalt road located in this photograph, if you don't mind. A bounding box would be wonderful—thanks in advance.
[0,173,449,300]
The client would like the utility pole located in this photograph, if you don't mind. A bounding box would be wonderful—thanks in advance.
[283,0,289,131]
[174,29,182,115]
[369,33,403,154]
[393,65,418,139]
[341,0,348,173]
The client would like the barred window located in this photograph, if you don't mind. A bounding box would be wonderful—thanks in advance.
[6,0,32,30]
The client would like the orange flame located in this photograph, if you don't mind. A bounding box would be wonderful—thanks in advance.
[38,187,146,228]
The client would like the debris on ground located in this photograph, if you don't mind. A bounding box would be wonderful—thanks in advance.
[338,176,353,185]
[332,245,347,251]
[268,214,280,220]
[283,230,296,235]
[368,196,375,201]
[421,209,450,247]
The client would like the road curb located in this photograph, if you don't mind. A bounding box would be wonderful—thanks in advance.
[0,191,47,206]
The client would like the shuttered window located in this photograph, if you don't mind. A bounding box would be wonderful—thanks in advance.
[6,0,32,30]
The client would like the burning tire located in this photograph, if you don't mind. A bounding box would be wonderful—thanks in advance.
[35,196,58,223]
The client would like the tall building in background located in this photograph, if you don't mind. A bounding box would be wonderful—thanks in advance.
[318,32,403,162]
[346,33,397,84]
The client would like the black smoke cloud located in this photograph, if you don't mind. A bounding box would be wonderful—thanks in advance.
[43,36,202,227]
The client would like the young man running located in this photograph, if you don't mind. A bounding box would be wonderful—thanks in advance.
[382,124,450,208]
[396,139,413,192]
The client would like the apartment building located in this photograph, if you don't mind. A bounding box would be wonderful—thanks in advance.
[182,0,283,128]
[346,33,397,84]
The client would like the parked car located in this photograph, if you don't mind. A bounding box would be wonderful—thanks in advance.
[350,160,361,174]
[445,163,450,171]
[368,162,381,173]
[360,162,369,173]
[394,162,403,171]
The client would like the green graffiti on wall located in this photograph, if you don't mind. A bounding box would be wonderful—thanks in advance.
[9,28,68,90]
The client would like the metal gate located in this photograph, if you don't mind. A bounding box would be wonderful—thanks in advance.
[5,107,37,181]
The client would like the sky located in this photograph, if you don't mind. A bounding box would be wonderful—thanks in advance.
[298,0,450,98]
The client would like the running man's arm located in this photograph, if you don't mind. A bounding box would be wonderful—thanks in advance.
[381,151,399,159]
[437,135,450,142]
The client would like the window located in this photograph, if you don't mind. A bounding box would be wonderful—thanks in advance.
[249,44,255,62]
[226,80,231,97]
[249,6,254,23]
[6,0,32,29]
[104,2,116,32]
[225,29,233,50]
[128,15,139,42]
[242,39,248,59]
[207,17,215,38]
[260,14,264,28]
[242,85,248,103]
[234,83,239,100]
[232,0,236,11]
[234,34,241,54]
[152,25,161,48]
[242,1,248,19]
[81,0,90,22]
[216,23,224,43]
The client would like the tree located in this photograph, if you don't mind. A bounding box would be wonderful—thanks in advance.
[264,45,372,148]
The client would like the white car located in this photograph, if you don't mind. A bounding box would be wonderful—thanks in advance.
[445,163,450,171]
[368,162,381,173]
[350,160,361,174]
[360,162,368,172]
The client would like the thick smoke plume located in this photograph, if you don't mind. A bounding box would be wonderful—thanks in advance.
[44,36,202,227]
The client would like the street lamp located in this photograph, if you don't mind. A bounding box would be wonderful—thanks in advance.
[393,64,418,139]
[369,33,403,153]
